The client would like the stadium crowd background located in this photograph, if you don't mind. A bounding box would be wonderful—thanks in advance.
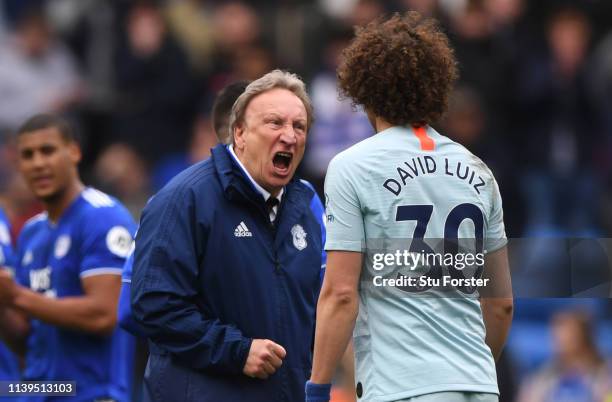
[0,0,611,401]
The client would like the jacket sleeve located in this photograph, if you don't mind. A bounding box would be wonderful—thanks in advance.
[117,251,146,336]
[131,187,252,374]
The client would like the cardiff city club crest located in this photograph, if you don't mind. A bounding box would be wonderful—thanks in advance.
[54,235,71,259]
[291,224,307,251]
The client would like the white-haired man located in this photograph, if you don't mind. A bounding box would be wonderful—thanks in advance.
[132,70,325,402]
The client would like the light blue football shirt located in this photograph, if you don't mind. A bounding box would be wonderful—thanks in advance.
[324,126,507,401]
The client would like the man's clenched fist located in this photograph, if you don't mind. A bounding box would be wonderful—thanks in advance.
[243,339,286,379]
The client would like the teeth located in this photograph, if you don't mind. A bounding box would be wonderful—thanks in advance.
[277,152,292,158]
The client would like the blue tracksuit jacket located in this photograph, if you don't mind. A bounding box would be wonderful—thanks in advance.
[131,144,323,402]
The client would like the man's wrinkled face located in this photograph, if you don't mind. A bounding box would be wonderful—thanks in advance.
[17,128,81,202]
[234,88,308,196]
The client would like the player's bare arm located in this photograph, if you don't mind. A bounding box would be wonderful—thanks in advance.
[480,246,513,361]
[0,308,29,357]
[10,274,121,336]
[310,251,362,384]
[0,269,30,356]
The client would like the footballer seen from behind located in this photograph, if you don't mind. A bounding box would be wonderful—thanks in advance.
[307,12,513,402]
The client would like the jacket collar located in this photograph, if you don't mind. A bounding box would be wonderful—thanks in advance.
[226,144,284,204]
[212,143,262,204]
[211,144,314,231]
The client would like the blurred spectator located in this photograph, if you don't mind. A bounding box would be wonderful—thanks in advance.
[517,311,611,402]
[113,0,197,165]
[0,3,6,34]
[0,139,16,194]
[153,80,249,192]
[302,26,372,192]
[396,0,440,17]
[164,0,215,74]
[346,0,385,27]
[446,0,517,115]
[47,0,118,109]
[590,26,612,235]
[151,115,218,191]
[483,0,528,80]
[207,1,263,91]
[232,45,275,82]
[1,0,45,27]
[441,86,487,155]
[0,174,42,239]
[439,0,530,234]
[0,7,82,135]
[485,0,524,29]
[515,7,602,235]
[93,143,151,218]
[318,0,360,20]
[441,84,513,177]
[591,20,612,138]
[37,0,124,173]
[212,1,260,51]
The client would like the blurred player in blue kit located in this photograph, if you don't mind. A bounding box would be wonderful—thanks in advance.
[0,208,20,384]
[307,12,513,402]
[0,115,136,402]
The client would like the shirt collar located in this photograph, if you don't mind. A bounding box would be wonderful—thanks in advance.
[227,145,284,203]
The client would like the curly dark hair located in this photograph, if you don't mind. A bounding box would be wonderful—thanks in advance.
[337,12,458,127]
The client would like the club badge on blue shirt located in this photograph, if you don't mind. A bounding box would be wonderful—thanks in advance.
[54,235,71,259]
[0,222,10,246]
[291,224,307,251]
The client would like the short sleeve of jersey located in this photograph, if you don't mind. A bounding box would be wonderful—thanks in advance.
[324,155,365,252]
[79,207,136,278]
[485,178,507,253]
[0,210,13,269]
[122,251,134,283]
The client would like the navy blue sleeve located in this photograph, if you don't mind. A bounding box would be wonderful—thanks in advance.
[131,187,252,374]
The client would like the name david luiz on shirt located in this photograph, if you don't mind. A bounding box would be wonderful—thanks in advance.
[382,155,486,196]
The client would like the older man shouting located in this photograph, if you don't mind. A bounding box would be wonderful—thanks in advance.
[131,70,324,402]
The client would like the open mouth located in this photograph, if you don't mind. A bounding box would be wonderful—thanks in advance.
[273,151,293,173]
